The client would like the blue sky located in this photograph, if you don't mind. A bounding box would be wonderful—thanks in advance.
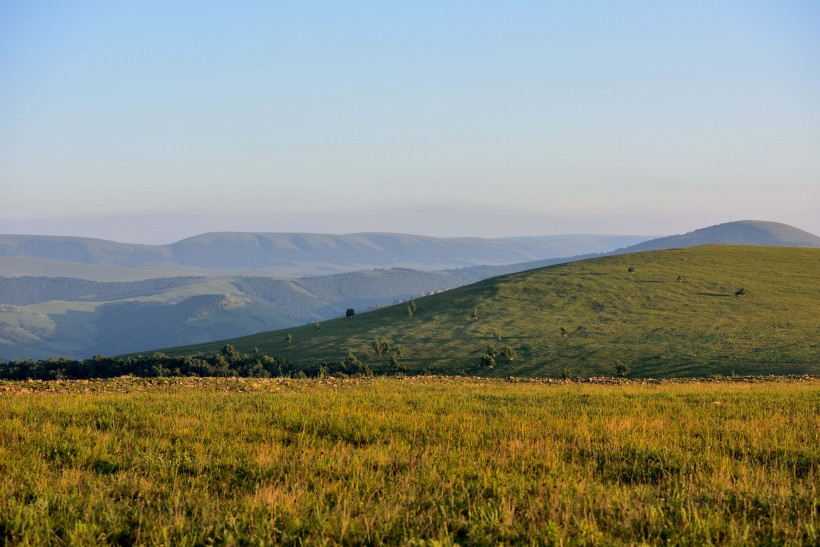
[1,1,818,243]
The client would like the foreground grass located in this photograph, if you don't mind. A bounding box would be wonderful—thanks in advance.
[1,377,818,545]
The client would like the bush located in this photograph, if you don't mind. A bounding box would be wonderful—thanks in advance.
[615,360,630,376]
[500,345,517,361]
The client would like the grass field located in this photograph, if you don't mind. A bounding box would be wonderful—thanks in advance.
[1,376,817,545]
[164,245,820,378]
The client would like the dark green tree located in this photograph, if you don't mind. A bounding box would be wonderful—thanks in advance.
[500,344,517,361]
[221,344,239,363]
[346,308,355,318]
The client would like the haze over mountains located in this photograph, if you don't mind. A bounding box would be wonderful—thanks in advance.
[0,232,653,280]
[1,220,817,361]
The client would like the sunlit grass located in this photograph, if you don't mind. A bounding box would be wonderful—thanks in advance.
[1,376,817,545]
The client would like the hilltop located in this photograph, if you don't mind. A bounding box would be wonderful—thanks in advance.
[616,220,820,252]
[453,220,820,279]
[162,246,820,378]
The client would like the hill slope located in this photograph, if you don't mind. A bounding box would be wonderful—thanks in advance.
[162,246,820,378]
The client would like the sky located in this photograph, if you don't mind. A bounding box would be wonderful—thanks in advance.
[1,1,819,244]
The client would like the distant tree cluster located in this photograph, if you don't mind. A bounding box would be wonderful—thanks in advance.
[308,352,373,378]
[0,345,293,381]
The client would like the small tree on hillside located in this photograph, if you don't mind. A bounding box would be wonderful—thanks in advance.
[486,343,498,358]
[735,288,746,297]
[285,333,293,344]
[500,344,517,361]
[614,359,630,377]
[346,308,355,318]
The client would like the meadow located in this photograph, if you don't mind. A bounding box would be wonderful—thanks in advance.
[1,376,817,545]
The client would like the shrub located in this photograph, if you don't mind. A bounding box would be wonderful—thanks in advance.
[486,343,498,358]
[500,345,517,361]
[615,359,630,376]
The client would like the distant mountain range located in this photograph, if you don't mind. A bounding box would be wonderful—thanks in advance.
[0,232,654,280]
[1,220,817,361]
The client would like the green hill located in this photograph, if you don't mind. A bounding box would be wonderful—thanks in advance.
[161,246,820,378]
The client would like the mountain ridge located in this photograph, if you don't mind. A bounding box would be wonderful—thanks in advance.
[0,232,654,279]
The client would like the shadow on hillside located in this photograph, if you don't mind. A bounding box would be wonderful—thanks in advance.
[695,292,735,297]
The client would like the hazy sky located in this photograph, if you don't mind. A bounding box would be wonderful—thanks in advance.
[2,1,818,243]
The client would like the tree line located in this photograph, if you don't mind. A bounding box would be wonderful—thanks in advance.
[0,345,304,381]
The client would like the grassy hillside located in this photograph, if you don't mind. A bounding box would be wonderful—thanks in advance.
[163,246,820,378]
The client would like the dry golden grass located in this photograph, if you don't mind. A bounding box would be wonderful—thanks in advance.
[0,376,818,545]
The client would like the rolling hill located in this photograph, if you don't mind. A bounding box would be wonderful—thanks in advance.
[2,221,818,362]
[160,246,820,378]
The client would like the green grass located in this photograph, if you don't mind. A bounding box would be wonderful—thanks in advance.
[0,377,817,545]
[164,245,820,377]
